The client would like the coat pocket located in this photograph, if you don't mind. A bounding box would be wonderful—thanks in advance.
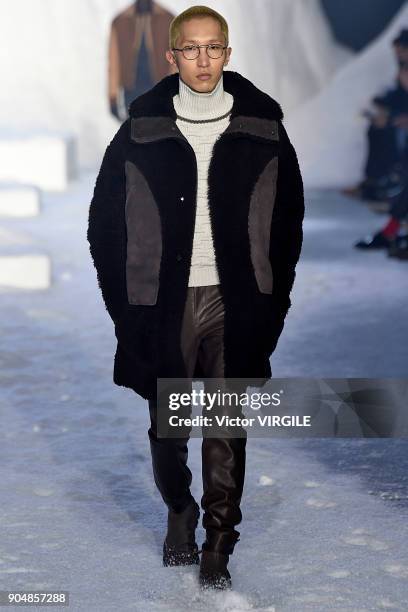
[125,161,162,306]
[248,156,278,295]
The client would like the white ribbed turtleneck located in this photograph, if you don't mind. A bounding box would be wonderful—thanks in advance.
[173,74,234,287]
[173,73,233,121]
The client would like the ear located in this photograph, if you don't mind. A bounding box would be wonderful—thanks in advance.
[166,49,177,67]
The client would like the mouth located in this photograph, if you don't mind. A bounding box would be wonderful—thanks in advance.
[197,74,211,80]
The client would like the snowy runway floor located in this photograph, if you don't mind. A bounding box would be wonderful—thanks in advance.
[1,173,407,610]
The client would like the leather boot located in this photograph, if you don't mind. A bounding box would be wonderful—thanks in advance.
[354,230,391,249]
[199,550,232,590]
[148,398,193,513]
[201,435,246,550]
[199,434,246,588]
[163,498,201,567]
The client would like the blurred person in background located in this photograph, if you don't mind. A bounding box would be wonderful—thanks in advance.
[394,27,408,66]
[354,179,408,258]
[344,29,408,203]
[355,60,408,256]
[108,0,176,121]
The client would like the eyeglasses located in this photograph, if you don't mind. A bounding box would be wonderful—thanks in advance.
[172,44,227,60]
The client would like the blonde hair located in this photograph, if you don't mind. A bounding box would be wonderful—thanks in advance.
[169,5,229,50]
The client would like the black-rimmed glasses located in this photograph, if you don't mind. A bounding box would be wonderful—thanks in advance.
[172,44,227,60]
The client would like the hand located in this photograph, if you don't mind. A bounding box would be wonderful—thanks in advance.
[110,100,121,121]
[372,107,389,129]
[392,114,408,129]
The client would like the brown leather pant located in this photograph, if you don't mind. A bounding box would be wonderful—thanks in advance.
[148,284,246,555]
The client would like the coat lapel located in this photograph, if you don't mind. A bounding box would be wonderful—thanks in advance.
[128,70,284,145]
[130,114,280,145]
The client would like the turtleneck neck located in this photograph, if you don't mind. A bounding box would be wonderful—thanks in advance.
[173,73,234,122]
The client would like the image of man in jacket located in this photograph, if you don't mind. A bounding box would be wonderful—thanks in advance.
[87,4,304,591]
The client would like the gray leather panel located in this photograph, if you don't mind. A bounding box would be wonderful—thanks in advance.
[131,116,184,143]
[248,156,279,294]
[130,116,279,144]
[125,161,162,305]
[225,116,279,141]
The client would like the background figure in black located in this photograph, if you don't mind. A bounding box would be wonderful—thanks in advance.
[394,28,408,67]
[344,29,408,202]
[355,174,408,259]
[355,61,408,258]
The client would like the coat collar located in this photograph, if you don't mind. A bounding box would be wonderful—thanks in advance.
[128,70,283,145]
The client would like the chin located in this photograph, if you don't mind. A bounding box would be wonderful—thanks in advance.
[196,78,216,91]
[181,74,217,93]
[196,82,212,90]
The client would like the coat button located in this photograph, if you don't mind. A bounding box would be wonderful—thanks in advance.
[176,253,183,262]
[180,196,184,202]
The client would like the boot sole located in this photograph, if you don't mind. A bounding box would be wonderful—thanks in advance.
[199,573,232,590]
[163,541,200,567]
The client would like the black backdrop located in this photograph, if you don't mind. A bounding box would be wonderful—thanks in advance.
[321,0,406,51]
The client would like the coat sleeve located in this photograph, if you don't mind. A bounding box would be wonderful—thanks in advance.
[267,121,305,354]
[87,121,129,324]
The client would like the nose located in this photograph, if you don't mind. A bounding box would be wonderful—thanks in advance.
[197,46,210,67]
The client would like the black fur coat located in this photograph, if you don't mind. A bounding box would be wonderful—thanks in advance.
[87,70,304,400]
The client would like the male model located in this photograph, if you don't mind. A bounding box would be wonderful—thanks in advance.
[87,4,304,591]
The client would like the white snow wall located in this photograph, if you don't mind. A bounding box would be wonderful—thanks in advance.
[0,0,351,169]
[286,4,408,188]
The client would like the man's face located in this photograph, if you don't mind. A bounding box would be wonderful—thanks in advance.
[166,17,232,93]
[394,43,408,65]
